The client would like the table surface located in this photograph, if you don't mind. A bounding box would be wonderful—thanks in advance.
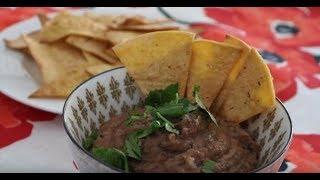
[0,7,320,173]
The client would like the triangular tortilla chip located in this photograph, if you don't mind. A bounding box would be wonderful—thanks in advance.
[113,31,195,96]
[117,23,179,32]
[65,35,118,64]
[217,49,276,123]
[39,11,107,42]
[210,35,252,113]
[86,64,123,76]
[104,30,144,45]
[186,39,243,108]
[4,31,40,50]
[29,68,91,98]
[24,35,88,84]
[30,51,106,98]
[4,14,49,51]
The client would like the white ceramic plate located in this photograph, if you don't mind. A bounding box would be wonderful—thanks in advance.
[0,7,186,114]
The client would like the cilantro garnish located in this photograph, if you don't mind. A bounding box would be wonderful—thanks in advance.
[192,85,218,126]
[145,83,179,107]
[86,83,219,173]
[201,160,216,173]
[123,83,219,162]
[125,111,147,127]
[92,147,129,173]
[124,133,142,160]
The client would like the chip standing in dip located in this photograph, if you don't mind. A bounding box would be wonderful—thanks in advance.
[63,30,278,173]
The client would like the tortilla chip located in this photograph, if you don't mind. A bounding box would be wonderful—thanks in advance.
[217,49,276,123]
[39,11,107,42]
[210,35,252,113]
[21,48,31,55]
[65,35,118,64]
[23,35,88,84]
[4,13,49,51]
[82,51,103,62]
[117,15,153,26]
[113,31,195,96]
[4,31,40,50]
[114,16,172,28]
[84,12,118,27]
[105,49,119,60]
[104,30,143,45]
[117,23,179,32]
[86,64,123,76]
[37,13,50,26]
[29,68,91,98]
[186,39,243,108]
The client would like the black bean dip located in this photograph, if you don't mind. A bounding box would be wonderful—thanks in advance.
[94,109,260,173]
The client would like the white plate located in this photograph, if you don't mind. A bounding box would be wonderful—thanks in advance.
[0,7,187,114]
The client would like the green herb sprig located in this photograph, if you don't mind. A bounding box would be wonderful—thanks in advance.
[83,83,219,173]
[201,160,216,173]
[192,85,218,126]
[92,147,129,173]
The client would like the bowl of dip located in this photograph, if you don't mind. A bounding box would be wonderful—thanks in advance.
[63,67,292,173]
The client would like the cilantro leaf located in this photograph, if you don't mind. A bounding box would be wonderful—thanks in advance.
[92,147,129,172]
[125,111,147,127]
[82,130,99,151]
[201,160,215,173]
[156,99,196,118]
[145,83,179,107]
[192,85,218,126]
[156,112,179,134]
[124,133,141,160]
[123,127,156,160]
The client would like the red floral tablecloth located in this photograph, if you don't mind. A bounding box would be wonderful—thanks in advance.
[0,7,320,173]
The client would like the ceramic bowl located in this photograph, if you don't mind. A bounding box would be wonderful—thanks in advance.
[63,67,293,173]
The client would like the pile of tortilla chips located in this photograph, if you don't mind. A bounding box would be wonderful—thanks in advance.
[4,11,180,98]
[4,10,275,123]
[113,31,276,123]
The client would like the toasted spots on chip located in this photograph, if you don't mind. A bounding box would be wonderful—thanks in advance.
[66,35,118,64]
[113,31,195,96]
[211,35,252,113]
[104,30,143,45]
[39,11,107,42]
[29,69,91,98]
[186,39,242,108]
[4,31,40,50]
[217,49,276,123]
[117,23,179,32]
[86,64,123,76]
